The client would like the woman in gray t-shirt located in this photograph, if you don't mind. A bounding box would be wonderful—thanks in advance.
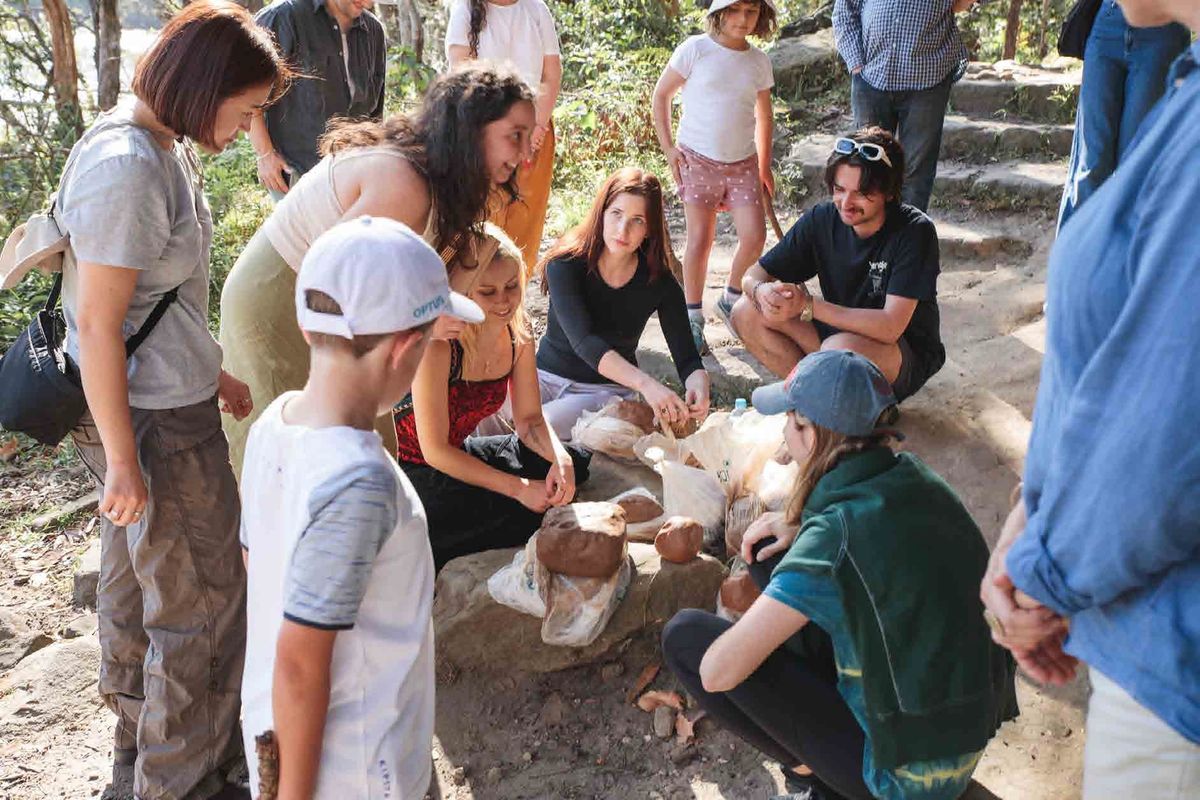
[57,4,288,797]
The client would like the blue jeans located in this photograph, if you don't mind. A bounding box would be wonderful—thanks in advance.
[1058,1,1190,229]
[850,70,955,213]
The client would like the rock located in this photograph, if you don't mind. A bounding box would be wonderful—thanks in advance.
[539,692,566,726]
[450,767,466,786]
[601,662,625,681]
[719,570,762,614]
[485,766,502,784]
[73,539,102,608]
[668,743,697,765]
[434,543,727,674]
[0,609,53,671]
[769,28,842,101]
[653,705,676,739]
[0,638,103,744]
[536,502,627,579]
[61,612,99,640]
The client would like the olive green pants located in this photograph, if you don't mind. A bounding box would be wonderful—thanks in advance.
[218,230,397,477]
[72,399,245,800]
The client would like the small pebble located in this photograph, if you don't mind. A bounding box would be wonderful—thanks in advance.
[653,705,676,739]
[485,766,502,784]
[451,767,466,786]
[522,751,533,763]
[601,662,625,681]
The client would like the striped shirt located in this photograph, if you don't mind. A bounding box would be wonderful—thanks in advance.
[832,0,968,92]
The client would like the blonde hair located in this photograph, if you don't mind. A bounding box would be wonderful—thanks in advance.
[457,223,531,369]
[784,416,898,526]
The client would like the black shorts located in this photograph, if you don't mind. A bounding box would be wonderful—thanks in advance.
[813,322,939,402]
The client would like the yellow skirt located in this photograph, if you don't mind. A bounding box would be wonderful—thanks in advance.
[218,229,397,478]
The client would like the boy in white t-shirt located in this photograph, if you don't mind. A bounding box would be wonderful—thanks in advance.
[239,217,483,799]
[652,0,777,354]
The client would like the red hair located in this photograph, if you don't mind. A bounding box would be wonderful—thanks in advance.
[537,167,670,292]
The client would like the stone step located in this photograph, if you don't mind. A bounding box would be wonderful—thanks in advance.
[783,134,1067,212]
[941,114,1074,163]
[933,218,1034,264]
[951,63,1080,125]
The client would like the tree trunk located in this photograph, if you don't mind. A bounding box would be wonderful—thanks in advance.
[395,0,424,62]
[1036,0,1053,59]
[97,0,121,110]
[41,0,83,136]
[1003,0,1024,61]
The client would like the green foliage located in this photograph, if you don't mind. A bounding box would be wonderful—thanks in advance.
[959,0,1075,65]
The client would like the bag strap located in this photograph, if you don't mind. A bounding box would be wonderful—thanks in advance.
[40,272,181,359]
[124,285,180,357]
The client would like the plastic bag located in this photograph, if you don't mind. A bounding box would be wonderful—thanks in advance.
[541,555,634,647]
[606,487,666,542]
[660,460,727,552]
[756,456,800,511]
[725,492,766,559]
[571,399,649,461]
[487,536,546,618]
[685,411,786,497]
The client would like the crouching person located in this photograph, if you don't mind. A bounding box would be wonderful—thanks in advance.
[238,218,483,798]
[662,351,1017,800]
[730,128,944,404]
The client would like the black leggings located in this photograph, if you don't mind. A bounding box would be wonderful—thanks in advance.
[401,434,591,570]
[661,541,874,800]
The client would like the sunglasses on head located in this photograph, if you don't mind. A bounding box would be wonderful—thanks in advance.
[833,137,893,168]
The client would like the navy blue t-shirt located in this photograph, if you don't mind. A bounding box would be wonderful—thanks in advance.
[760,201,945,385]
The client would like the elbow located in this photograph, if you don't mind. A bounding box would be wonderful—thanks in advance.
[699,661,740,694]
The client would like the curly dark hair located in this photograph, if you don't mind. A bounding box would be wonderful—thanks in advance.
[318,63,534,252]
[467,0,488,57]
[823,126,906,202]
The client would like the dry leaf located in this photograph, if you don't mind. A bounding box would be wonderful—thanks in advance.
[636,690,684,713]
[0,438,20,462]
[625,661,661,704]
[675,709,707,744]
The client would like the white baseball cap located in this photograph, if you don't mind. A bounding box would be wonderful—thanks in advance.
[707,0,776,15]
[295,216,484,338]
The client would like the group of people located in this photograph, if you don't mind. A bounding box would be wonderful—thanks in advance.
[25,0,1197,797]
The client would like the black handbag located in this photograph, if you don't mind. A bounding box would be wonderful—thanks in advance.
[0,272,179,446]
[1058,0,1103,59]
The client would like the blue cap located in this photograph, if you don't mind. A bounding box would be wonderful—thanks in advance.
[750,351,896,436]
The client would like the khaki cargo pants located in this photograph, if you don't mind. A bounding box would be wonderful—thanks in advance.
[72,396,245,800]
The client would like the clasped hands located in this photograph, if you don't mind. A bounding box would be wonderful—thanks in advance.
[752,280,812,324]
[980,498,1079,686]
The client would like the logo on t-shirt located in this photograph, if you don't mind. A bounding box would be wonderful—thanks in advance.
[868,260,889,297]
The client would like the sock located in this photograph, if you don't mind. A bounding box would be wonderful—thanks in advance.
[687,303,703,322]
[722,285,742,306]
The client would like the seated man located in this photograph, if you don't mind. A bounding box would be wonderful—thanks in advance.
[730,127,944,401]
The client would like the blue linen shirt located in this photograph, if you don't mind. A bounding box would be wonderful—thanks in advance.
[1007,42,1200,744]
[832,0,967,91]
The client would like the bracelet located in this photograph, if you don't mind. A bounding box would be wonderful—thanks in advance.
[255,149,275,162]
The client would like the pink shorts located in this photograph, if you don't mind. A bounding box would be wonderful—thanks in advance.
[678,145,763,211]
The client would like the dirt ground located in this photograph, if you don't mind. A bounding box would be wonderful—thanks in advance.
[0,203,1087,799]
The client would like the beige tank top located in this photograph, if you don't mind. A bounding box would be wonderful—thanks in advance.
[262,146,438,269]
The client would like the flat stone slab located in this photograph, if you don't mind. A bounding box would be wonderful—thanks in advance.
[935,219,1034,265]
[951,62,1081,123]
[941,115,1074,162]
[72,539,101,608]
[433,543,727,674]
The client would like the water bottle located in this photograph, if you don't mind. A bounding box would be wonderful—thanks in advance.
[731,397,748,417]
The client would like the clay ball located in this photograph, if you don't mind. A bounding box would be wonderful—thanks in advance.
[654,516,704,564]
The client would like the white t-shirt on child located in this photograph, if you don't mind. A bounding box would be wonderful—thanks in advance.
[240,392,435,800]
[668,34,774,163]
[445,0,560,90]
